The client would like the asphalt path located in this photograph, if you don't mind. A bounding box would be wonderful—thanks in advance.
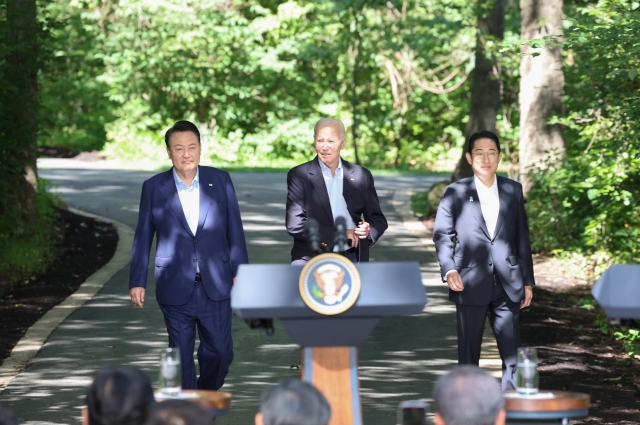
[0,161,463,425]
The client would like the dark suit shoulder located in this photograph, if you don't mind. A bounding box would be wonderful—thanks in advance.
[287,159,318,178]
[444,176,473,195]
[496,175,522,190]
[199,165,230,180]
[143,169,173,186]
[341,159,374,178]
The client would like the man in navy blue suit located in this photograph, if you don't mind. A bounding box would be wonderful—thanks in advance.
[129,120,248,391]
[433,131,535,390]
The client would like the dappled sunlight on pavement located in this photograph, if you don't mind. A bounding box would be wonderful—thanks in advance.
[3,167,482,425]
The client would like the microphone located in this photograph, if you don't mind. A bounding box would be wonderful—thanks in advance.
[305,218,322,254]
[334,216,349,252]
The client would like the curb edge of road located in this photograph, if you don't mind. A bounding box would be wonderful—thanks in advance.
[0,208,134,393]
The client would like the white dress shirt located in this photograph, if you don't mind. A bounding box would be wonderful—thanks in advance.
[318,158,356,230]
[445,174,500,281]
[474,174,500,239]
[173,167,200,271]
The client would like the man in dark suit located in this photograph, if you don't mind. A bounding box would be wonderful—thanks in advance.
[286,118,387,264]
[129,120,248,391]
[433,131,534,390]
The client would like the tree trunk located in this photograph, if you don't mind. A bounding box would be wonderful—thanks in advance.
[519,0,565,193]
[451,0,506,182]
[2,0,39,218]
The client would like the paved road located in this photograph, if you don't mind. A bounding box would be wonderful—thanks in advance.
[0,161,464,424]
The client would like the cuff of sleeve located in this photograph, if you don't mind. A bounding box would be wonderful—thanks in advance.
[444,269,457,282]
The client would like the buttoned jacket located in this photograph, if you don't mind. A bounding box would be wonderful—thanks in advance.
[433,176,535,306]
[286,157,387,262]
[129,166,248,305]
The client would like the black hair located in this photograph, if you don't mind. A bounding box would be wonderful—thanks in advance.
[85,366,155,425]
[145,400,214,425]
[466,131,501,154]
[164,120,201,148]
[259,380,331,425]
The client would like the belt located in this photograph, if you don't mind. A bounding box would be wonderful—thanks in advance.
[195,273,202,282]
[338,247,357,257]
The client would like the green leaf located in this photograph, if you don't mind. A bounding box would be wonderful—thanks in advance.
[629,68,638,81]
[587,189,598,200]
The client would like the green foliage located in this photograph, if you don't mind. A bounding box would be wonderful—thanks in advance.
[411,180,450,218]
[35,0,501,168]
[0,179,60,284]
[37,0,116,153]
[525,0,640,274]
[614,328,640,357]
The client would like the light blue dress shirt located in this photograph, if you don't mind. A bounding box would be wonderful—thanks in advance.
[173,167,200,272]
[318,158,356,230]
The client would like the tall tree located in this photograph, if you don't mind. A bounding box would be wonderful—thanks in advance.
[451,0,506,182]
[518,0,565,193]
[0,0,39,219]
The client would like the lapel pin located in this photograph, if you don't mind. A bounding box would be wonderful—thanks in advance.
[469,196,473,202]
[350,178,355,181]
[209,183,213,186]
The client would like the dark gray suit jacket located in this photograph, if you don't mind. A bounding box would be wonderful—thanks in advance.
[433,176,535,306]
[285,157,387,262]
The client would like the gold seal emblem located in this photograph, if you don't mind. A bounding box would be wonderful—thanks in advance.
[299,253,361,315]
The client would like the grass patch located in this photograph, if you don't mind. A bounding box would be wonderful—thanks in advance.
[0,180,61,286]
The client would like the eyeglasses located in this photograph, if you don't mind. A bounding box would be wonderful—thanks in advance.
[472,151,499,160]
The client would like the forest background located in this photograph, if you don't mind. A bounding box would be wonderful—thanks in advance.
[0,0,638,349]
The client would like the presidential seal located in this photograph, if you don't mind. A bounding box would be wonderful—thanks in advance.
[299,253,361,315]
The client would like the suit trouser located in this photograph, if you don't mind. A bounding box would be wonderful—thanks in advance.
[455,276,520,390]
[158,280,233,391]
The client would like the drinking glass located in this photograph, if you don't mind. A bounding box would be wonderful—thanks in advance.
[516,347,539,395]
[159,347,181,397]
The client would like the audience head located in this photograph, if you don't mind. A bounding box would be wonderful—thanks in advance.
[256,380,331,425]
[145,399,213,425]
[432,366,505,425]
[85,366,155,425]
[0,408,20,425]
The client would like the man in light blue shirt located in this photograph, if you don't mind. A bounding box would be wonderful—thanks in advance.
[129,120,248,391]
[286,118,388,264]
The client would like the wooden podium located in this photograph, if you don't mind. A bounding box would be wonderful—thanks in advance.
[232,260,426,425]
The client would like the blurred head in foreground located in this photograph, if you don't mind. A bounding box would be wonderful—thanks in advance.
[0,407,20,425]
[432,366,505,425]
[256,380,331,425]
[145,399,213,425]
[84,366,155,425]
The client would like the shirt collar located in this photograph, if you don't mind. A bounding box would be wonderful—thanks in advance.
[474,174,497,192]
[173,167,199,188]
[318,157,342,176]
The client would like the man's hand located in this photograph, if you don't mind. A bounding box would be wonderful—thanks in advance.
[346,229,359,248]
[233,277,238,285]
[130,287,145,308]
[520,286,533,309]
[446,270,464,292]
[354,221,370,240]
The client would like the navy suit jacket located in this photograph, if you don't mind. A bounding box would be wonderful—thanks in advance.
[286,157,388,262]
[129,166,248,305]
[433,176,535,306]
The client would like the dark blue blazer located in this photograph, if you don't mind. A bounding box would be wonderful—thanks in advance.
[433,176,535,306]
[286,157,387,262]
[129,166,248,305]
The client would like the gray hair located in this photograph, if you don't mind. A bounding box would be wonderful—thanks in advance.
[314,118,346,141]
[259,380,331,425]
[432,366,504,425]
